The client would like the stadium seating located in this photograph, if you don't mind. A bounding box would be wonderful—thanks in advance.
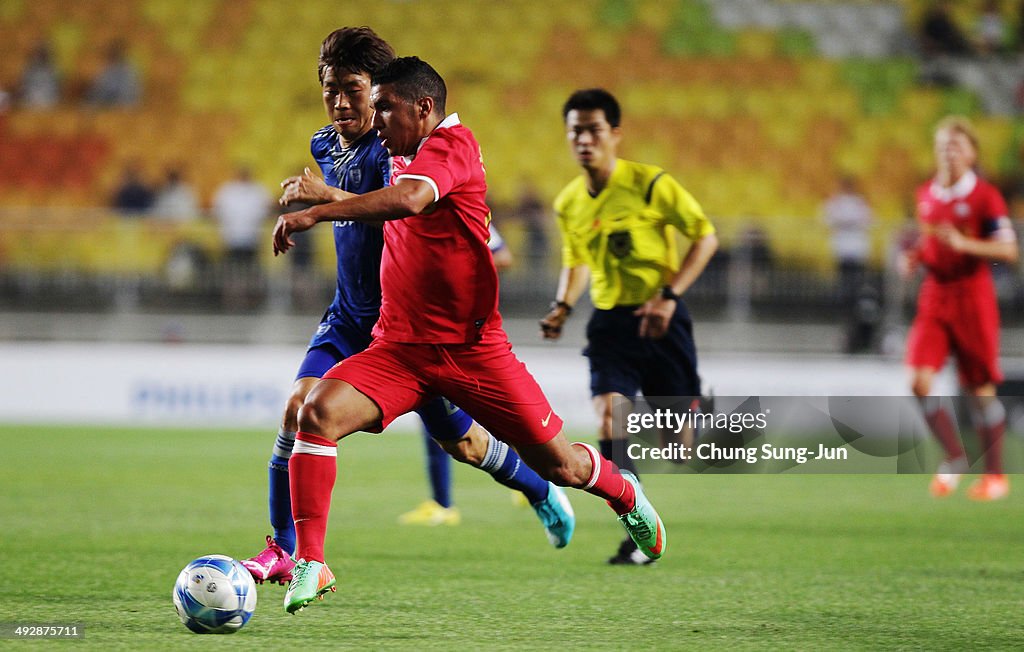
[0,0,1022,277]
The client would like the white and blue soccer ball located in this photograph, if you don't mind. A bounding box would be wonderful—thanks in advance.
[172,555,257,634]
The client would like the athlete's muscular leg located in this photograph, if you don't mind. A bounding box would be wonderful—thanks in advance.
[435,421,552,507]
[912,365,966,463]
[910,366,936,399]
[593,392,624,441]
[593,391,642,475]
[435,422,488,466]
[290,378,381,564]
[965,381,1000,420]
[966,382,1005,476]
[282,377,319,433]
[261,377,322,557]
[515,432,594,487]
[965,381,1000,435]
[967,382,997,400]
[297,378,384,443]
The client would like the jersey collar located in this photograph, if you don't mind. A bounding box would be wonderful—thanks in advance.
[930,169,977,202]
[412,113,461,156]
[586,159,620,198]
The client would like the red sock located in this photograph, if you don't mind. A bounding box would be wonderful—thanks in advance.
[289,431,337,563]
[924,407,964,462]
[573,442,636,515]
[978,423,1005,475]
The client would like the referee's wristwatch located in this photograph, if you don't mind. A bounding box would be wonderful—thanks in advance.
[660,285,679,302]
[550,300,573,315]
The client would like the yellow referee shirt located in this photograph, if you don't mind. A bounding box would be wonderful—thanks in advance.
[554,159,715,309]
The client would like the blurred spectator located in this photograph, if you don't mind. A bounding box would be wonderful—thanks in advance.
[212,166,273,263]
[151,167,200,222]
[823,176,875,352]
[212,166,273,310]
[740,224,773,276]
[823,176,874,305]
[919,0,974,57]
[511,180,550,264]
[19,41,60,108]
[727,224,773,310]
[111,161,155,215]
[975,0,1008,55]
[86,41,141,107]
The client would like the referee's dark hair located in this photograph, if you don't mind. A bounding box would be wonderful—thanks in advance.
[563,88,621,127]
[373,56,447,116]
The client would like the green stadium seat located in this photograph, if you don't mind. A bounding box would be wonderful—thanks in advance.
[776,28,817,58]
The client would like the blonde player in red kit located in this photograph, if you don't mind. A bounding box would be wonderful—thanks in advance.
[901,116,1018,501]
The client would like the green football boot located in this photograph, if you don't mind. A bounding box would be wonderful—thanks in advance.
[284,559,337,614]
[617,472,666,561]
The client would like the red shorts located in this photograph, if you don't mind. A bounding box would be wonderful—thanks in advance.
[906,276,1002,386]
[322,330,563,447]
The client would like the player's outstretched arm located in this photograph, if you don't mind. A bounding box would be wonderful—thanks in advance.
[279,167,353,206]
[272,178,435,255]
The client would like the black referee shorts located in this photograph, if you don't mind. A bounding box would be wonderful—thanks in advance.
[584,301,700,399]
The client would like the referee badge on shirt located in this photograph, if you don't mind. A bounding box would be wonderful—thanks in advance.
[608,230,633,258]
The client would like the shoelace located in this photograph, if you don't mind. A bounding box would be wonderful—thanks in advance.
[261,537,284,560]
[623,512,652,540]
[289,562,315,589]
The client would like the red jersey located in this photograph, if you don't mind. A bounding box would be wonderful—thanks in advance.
[907,170,1013,384]
[373,114,501,344]
[914,170,1013,283]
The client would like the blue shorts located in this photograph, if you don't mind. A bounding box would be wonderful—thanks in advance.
[296,313,472,441]
[584,301,700,399]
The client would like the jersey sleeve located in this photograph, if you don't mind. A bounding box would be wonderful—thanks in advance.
[487,223,505,252]
[377,148,393,189]
[398,130,474,202]
[648,172,716,240]
[310,130,327,159]
[553,187,586,268]
[310,129,335,181]
[981,184,1015,241]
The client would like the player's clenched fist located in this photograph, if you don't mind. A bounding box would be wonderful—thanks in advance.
[539,302,572,339]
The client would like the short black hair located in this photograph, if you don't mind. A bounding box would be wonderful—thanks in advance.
[562,88,621,127]
[372,56,447,115]
[318,26,395,84]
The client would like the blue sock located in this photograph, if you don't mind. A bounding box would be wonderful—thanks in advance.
[479,433,548,504]
[268,429,296,556]
[425,434,453,508]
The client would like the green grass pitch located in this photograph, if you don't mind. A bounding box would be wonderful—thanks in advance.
[1,424,1021,650]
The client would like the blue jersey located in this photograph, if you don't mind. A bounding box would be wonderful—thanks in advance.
[310,125,390,335]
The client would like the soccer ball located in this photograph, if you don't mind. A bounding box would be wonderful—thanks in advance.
[172,555,257,634]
